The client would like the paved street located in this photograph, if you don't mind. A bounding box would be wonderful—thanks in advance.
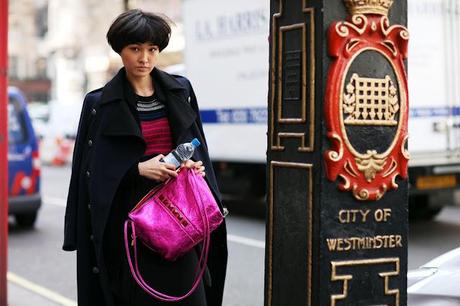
[6,165,460,305]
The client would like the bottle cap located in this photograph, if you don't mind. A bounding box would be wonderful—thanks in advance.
[191,138,201,148]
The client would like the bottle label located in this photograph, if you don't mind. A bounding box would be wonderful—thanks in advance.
[162,154,181,168]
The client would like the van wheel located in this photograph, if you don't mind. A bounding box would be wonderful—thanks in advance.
[15,212,37,228]
[409,195,442,221]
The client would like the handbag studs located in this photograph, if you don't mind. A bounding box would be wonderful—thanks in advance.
[158,194,189,226]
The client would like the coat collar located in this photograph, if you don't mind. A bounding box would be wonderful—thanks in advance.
[99,67,196,146]
[100,67,187,105]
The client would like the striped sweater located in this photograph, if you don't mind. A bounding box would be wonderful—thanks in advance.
[136,94,173,156]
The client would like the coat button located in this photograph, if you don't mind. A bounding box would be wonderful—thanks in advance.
[187,96,191,103]
[88,139,93,147]
[86,171,91,178]
[90,234,94,241]
[88,203,91,210]
[92,267,100,274]
[91,108,96,115]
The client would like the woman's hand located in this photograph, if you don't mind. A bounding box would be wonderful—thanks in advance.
[138,154,178,182]
[182,160,206,177]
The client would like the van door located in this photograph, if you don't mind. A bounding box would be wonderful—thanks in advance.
[7,95,36,196]
[408,0,460,165]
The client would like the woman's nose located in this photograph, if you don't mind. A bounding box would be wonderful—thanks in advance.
[139,51,149,63]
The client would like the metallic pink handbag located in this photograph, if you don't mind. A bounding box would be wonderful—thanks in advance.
[124,168,224,302]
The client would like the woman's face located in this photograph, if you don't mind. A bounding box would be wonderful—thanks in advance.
[120,42,159,79]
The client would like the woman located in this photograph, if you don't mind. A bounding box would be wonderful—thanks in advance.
[63,9,228,306]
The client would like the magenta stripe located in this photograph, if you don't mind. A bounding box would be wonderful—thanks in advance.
[141,126,170,133]
[140,116,172,156]
[141,122,170,131]
[144,140,172,145]
[143,138,172,143]
[140,121,169,127]
[145,146,172,155]
[142,131,170,137]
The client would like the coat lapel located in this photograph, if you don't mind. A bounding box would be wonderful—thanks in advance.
[99,69,144,141]
[152,68,197,146]
[98,67,197,146]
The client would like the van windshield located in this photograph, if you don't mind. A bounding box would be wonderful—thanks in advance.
[8,97,28,144]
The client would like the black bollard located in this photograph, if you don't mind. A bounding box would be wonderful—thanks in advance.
[265,1,409,305]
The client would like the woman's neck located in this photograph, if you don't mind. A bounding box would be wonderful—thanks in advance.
[126,72,154,97]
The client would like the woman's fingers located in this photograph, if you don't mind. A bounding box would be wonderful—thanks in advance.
[163,167,178,178]
[163,162,177,171]
[139,154,180,182]
[179,160,206,176]
[194,161,203,168]
[182,160,195,168]
[193,165,205,177]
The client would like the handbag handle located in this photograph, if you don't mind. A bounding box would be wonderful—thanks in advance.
[123,170,211,302]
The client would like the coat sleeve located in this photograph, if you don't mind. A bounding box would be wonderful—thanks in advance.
[173,75,208,147]
[62,93,96,251]
[182,78,224,204]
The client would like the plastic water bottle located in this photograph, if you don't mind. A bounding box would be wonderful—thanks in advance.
[162,138,201,168]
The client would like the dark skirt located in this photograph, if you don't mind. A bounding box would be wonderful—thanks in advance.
[103,167,208,306]
[112,243,207,306]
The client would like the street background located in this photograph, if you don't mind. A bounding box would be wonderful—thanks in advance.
[5,0,460,305]
[7,166,460,305]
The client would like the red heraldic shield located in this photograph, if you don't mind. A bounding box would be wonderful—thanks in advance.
[324,13,410,201]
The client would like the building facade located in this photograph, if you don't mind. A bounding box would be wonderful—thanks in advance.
[9,0,184,104]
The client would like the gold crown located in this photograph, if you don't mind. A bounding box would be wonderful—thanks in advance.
[344,0,394,16]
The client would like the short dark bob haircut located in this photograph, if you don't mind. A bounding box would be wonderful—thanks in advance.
[107,9,172,53]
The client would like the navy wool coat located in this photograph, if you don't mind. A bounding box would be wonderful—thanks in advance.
[63,68,228,306]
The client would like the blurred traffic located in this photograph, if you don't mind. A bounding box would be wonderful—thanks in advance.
[408,247,460,305]
[7,87,41,228]
[28,100,79,166]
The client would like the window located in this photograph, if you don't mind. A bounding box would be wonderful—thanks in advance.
[8,97,28,144]
[36,5,48,38]
[8,56,18,79]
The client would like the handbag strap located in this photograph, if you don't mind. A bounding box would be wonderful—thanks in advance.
[123,170,211,302]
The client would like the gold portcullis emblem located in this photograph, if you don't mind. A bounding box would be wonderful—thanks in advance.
[324,0,409,201]
[342,73,400,182]
[343,73,399,126]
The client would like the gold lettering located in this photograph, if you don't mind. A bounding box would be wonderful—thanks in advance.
[396,235,402,247]
[374,236,383,248]
[383,208,392,221]
[358,237,365,249]
[389,235,395,248]
[350,211,358,222]
[337,209,372,223]
[338,210,348,223]
[326,234,404,252]
[327,239,338,251]
[374,208,393,222]
[344,238,352,251]
[360,209,371,222]
[374,209,384,222]
[337,238,344,251]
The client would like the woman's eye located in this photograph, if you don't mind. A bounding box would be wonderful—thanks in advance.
[131,47,139,52]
